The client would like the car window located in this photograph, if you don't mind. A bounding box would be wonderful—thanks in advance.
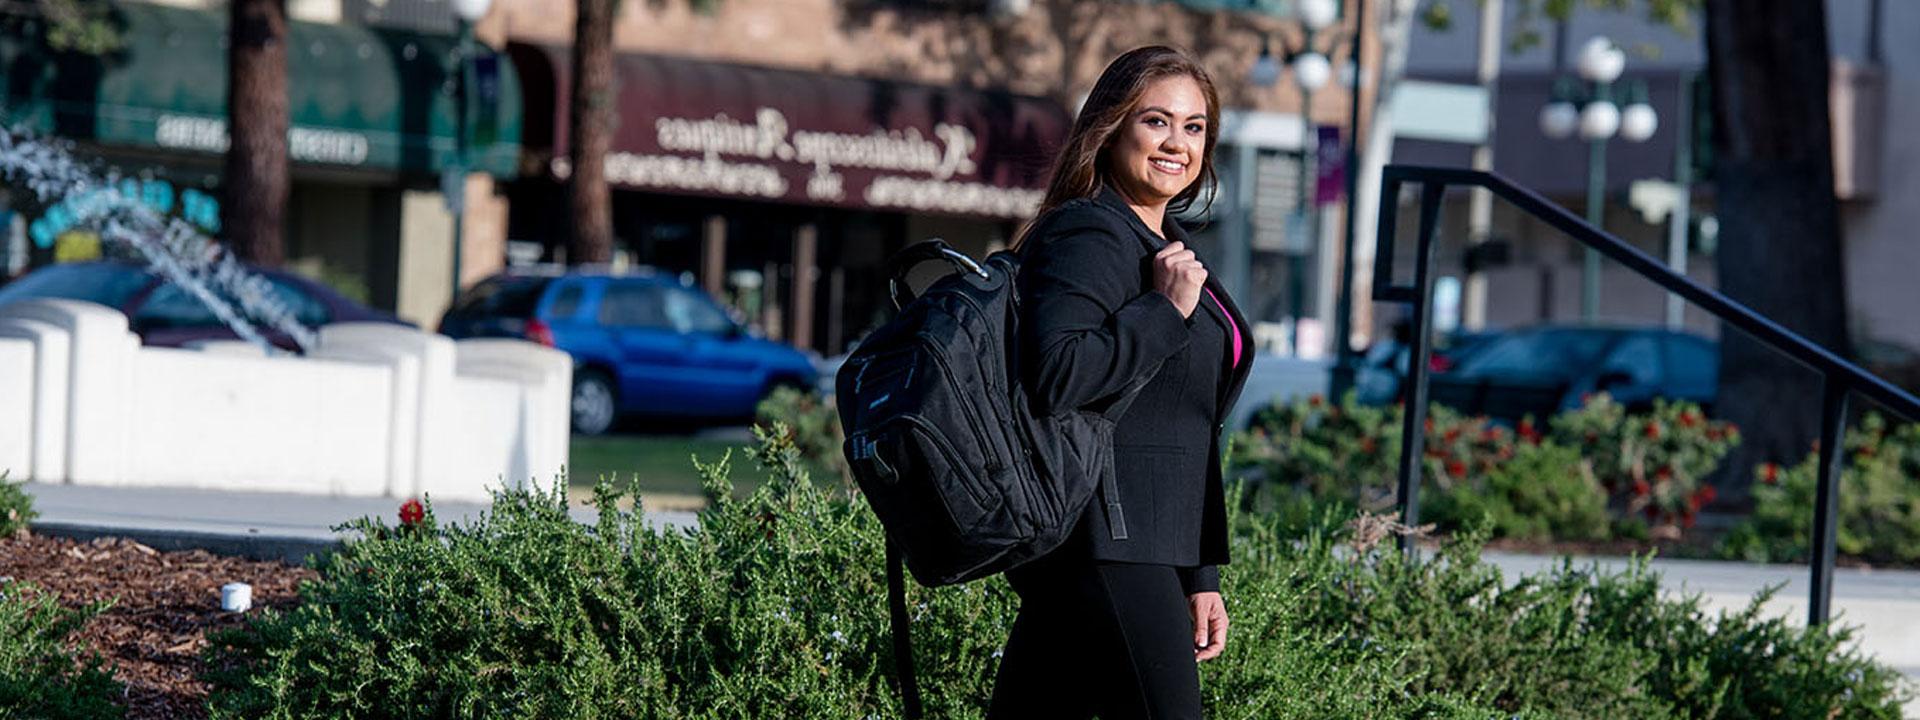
[1663,336,1718,392]
[0,264,150,308]
[547,283,585,320]
[258,278,329,327]
[665,287,732,335]
[449,276,551,319]
[1602,335,1662,386]
[1458,330,1616,381]
[597,283,671,329]
[133,282,221,329]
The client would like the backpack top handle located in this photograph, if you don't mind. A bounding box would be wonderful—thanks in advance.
[883,238,990,311]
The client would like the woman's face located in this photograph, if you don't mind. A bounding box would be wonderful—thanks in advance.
[1108,75,1209,209]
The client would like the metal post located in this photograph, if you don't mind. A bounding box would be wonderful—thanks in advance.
[1809,379,1849,625]
[1394,182,1445,555]
[1580,80,1611,324]
[1665,74,1695,329]
[1294,26,1317,357]
[449,20,472,303]
[1329,0,1368,399]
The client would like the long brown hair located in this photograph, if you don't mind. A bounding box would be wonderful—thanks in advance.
[1013,46,1221,249]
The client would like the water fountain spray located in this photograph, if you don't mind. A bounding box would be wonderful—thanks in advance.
[0,128,315,352]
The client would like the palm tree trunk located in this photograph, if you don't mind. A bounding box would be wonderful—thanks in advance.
[567,0,617,265]
[223,0,289,266]
[1704,0,1852,498]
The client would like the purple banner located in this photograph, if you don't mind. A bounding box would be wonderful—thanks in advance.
[1314,125,1344,206]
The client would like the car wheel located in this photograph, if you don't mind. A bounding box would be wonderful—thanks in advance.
[572,370,618,436]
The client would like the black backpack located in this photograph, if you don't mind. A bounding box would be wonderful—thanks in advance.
[835,237,1147,718]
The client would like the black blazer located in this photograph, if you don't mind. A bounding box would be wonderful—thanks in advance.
[1015,185,1255,595]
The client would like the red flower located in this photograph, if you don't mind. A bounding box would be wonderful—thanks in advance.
[1443,427,1463,443]
[1695,485,1718,505]
[1480,428,1503,443]
[1360,437,1378,455]
[1858,444,1877,458]
[1682,510,1697,529]
[1643,421,1663,440]
[1308,394,1325,408]
[1705,427,1723,441]
[1518,419,1542,445]
[1424,418,1436,434]
[1447,459,1468,478]
[1687,495,1703,512]
[1584,431,1599,445]
[1654,467,1673,481]
[1631,480,1651,497]
[398,498,425,527]
[1679,410,1702,428]
[1760,463,1781,485]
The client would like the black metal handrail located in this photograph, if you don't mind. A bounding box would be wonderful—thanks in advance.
[1373,164,1920,626]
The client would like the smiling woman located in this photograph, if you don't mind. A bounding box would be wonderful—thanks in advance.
[993,46,1251,720]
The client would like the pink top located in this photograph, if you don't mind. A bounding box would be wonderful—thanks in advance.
[1203,287,1243,369]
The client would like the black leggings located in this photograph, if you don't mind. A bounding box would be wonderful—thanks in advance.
[987,547,1202,719]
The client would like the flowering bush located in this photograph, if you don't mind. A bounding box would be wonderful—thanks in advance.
[1231,394,1731,542]
[203,423,1909,718]
[1550,396,1739,534]
[1720,413,1920,565]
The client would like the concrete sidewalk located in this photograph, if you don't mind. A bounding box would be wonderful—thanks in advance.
[19,482,698,564]
[17,482,1918,714]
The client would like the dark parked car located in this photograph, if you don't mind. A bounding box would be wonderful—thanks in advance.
[0,261,408,351]
[439,269,818,435]
[1427,326,1718,423]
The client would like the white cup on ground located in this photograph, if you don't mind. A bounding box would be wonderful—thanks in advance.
[220,582,253,612]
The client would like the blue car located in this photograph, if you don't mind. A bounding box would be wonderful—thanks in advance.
[440,269,818,435]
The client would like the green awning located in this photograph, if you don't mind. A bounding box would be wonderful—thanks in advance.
[0,3,520,177]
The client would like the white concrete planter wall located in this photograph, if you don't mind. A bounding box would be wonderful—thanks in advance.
[0,299,571,503]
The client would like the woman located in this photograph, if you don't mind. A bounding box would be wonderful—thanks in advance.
[990,46,1254,719]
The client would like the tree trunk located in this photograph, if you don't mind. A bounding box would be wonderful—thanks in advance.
[1704,0,1851,498]
[223,0,289,266]
[567,0,616,265]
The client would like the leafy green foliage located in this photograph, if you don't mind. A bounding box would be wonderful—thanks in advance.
[0,582,123,720]
[1418,0,1703,53]
[753,385,850,488]
[1721,413,1920,565]
[1550,396,1738,533]
[1230,393,1717,541]
[0,471,36,537]
[204,422,1907,717]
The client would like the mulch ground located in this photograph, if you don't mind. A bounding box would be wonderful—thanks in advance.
[0,531,316,720]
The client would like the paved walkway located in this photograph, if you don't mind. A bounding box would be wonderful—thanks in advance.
[17,482,1918,715]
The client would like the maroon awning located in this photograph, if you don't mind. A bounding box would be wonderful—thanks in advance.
[510,44,1071,220]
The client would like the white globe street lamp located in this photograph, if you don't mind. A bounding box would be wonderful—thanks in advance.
[1539,101,1579,140]
[1579,101,1620,141]
[452,0,493,23]
[1619,102,1659,143]
[1577,36,1625,84]
[1298,0,1338,31]
[1292,52,1332,92]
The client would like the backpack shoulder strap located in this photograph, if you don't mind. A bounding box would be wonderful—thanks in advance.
[887,535,925,719]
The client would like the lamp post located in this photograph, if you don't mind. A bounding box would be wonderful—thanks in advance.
[1251,0,1342,356]
[1539,36,1656,323]
[447,0,493,304]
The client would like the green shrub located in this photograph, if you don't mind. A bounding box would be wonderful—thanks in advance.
[1232,394,1619,541]
[1423,441,1609,542]
[753,385,850,488]
[1551,396,1738,534]
[206,425,1909,718]
[1,470,34,537]
[0,581,124,720]
[1721,413,1920,565]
